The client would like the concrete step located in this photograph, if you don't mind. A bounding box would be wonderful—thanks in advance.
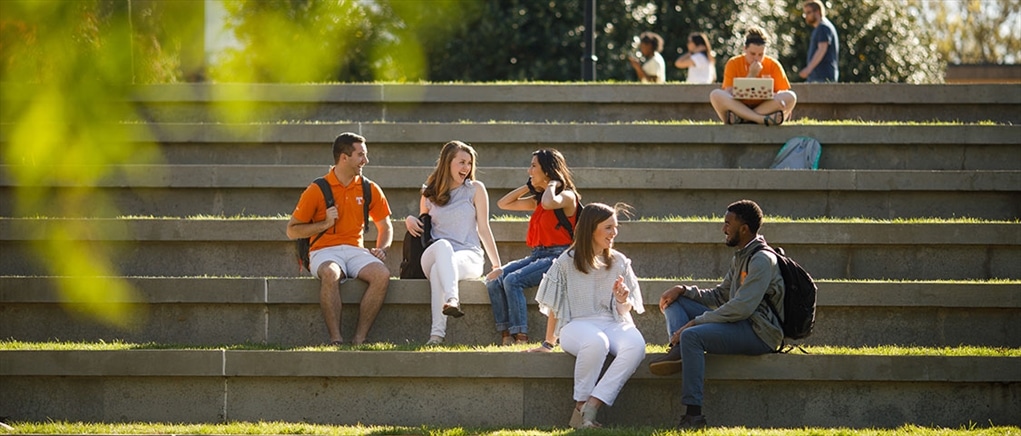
[2,219,1017,280]
[12,83,1012,124]
[2,277,1017,348]
[23,122,1013,170]
[3,166,1017,220]
[1,349,1017,428]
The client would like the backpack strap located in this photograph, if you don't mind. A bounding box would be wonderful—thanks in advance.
[361,176,372,233]
[552,197,579,239]
[309,177,334,247]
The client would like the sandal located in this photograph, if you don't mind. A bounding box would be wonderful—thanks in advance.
[726,110,752,125]
[512,333,529,345]
[763,110,784,126]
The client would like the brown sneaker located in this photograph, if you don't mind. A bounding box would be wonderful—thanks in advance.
[648,344,682,376]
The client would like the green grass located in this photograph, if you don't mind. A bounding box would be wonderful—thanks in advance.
[1,421,1018,435]
[2,340,1018,356]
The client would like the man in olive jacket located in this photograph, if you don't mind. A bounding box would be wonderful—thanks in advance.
[649,199,784,429]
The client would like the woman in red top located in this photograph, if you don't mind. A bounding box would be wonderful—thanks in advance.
[487,149,580,345]
[709,26,798,126]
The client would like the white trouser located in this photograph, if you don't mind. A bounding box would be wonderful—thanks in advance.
[559,316,646,406]
[422,239,483,338]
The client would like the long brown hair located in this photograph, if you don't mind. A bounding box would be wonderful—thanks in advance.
[423,140,478,206]
[571,202,632,274]
[533,148,579,198]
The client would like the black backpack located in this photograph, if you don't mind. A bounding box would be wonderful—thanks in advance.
[751,245,817,349]
[296,177,372,272]
[399,213,432,279]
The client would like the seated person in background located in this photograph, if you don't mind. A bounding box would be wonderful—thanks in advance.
[526,203,646,429]
[487,149,579,346]
[674,32,717,84]
[647,199,784,429]
[628,31,666,83]
[709,26,797,126]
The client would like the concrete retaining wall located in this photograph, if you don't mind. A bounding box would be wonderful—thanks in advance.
[2,277,1018,348]
[11,83,1010,123]
[3,166,1017,219]
[1,219,1019,280]
[1,350,1017,428]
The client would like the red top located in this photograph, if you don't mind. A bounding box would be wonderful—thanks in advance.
[526,203,575,248]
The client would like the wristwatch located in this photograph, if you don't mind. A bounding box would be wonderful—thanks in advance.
[541,340,556,350]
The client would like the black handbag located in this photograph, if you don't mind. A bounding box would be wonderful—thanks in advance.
[399,214,433,279]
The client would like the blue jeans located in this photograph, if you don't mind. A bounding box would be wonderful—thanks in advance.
[486,245,567,335]
[663,296,773,407]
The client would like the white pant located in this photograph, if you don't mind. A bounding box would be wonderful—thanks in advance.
[422,239,483,338]
[559,316,646,406]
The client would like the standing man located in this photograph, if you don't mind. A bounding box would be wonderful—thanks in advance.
[646,200,784,429]
[798,0,839,82]
[286,132,393,346]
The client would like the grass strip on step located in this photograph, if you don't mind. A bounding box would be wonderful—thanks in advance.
[1,340,1018,356]
[1,421,1018,435]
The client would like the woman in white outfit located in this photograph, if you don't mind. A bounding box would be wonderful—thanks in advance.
[675,32,717,84]
[527,202,646,429]
[405,140,502,345]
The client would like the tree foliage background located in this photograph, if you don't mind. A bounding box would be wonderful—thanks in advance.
[205,0,984,84]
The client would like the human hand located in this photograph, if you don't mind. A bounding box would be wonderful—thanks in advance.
[486,267,502,282]
[613,276,629,303]
[369,248,386,261]
[658,285,684,313]
[324,206,339,229]
[669,320,696,345]
[798,69,809,79]
[524,345,552,353]
[405,215,423,236]
[749,61,763,77]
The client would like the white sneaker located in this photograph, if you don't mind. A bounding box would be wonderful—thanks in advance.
[426,335,444,345]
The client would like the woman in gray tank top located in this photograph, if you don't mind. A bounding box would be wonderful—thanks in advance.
[404,141,502,345]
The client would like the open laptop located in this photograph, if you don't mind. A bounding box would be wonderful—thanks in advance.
[732,77,774,100]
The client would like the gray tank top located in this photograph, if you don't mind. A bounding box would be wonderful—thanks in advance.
[427,180,483,256]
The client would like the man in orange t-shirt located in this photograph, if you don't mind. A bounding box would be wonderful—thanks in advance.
[709,26,798,126]
[286,132,393,346]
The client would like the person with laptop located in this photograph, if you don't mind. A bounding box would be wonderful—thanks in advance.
[708,26,797,126]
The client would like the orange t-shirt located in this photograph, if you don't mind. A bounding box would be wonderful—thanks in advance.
[291,168,392,251]
[722,54,791,106]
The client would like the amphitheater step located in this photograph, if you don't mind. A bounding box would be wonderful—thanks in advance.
[1,348,1017,428]
[17,122,1014,171]
[3,165,1017,220]
[2,277,1018,348]
[1,218,1017,280]
[14,82,1012,124]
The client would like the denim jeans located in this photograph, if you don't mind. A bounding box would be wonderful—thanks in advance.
[486,245,567,334]
[663,295,773,407]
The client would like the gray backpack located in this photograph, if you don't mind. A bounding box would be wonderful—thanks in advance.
[771,136,821,169]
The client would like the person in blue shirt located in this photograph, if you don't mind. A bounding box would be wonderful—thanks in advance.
[798,0,839,82]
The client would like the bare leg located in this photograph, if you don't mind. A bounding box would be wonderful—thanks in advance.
[710,89,798,125]
[317,262,345,344]
[751,90,798,121]
[352,262,390,345]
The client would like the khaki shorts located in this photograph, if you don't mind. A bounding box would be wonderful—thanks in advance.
[309,245,382,280]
